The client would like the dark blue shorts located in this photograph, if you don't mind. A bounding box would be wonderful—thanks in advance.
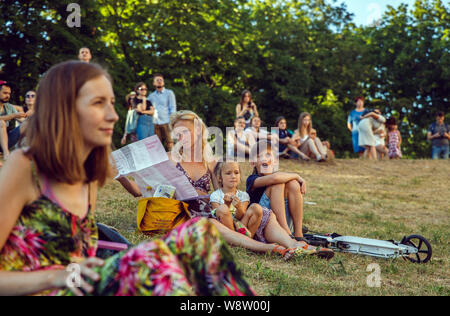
[0,126,21,152]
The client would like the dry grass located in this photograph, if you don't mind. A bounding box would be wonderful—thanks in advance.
[95,159,450,296]
[5,154,445,296]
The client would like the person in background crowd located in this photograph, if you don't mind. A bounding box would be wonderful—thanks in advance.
[14,90,36,115]
[227,116,250,158]
[78,47,92,63]
[347,96,366,157]
[236,90,260,129]
[310,128,335,160]
[148,74,176,151]
[358,109,386,160]
[386,117,402,159]
[275,116,309,160]
[292,112,328,162]
[244,116,274,149]
[133,82,155,141]
[427,111,449,159]
[121,91,138,145]
[0,83,27,160]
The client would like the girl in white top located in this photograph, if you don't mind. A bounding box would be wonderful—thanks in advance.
[226,116,250,158]
[210,161,263,238]
[292,112,328,162]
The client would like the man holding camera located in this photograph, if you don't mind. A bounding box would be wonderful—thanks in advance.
[427,111,449,159]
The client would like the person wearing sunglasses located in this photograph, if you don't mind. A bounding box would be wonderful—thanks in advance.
[24,91,36,114]
[132,82,155,140]
[14,91,36,115]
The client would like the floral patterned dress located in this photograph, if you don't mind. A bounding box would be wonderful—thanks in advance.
[388,131,402,158]
[0,162,255,296]
[176,162,213,218]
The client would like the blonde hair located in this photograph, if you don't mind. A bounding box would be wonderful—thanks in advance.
[297,112,312,139]
[169,110,214,166]
[214,161,241,188]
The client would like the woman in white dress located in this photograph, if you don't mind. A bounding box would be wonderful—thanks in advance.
[358,109,386,160]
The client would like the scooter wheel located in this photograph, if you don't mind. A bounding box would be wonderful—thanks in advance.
[403,235,432,264]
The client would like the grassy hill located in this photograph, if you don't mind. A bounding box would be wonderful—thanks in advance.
[95,158,449,296]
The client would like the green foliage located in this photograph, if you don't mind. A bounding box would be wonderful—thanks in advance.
[1,0,448,157]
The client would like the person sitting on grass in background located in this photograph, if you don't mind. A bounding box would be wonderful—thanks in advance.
[275,116,310,161]
[121,91,138,145]
[386,117,402,159]
[14,90,36,115]
[292,112,328,162]
[210,161,263,239]
[244,116,274,146]
[226,116,250,158]
[246,140,309,242]
[0,82,28,160]
[236,90,259,129]
[309,128,335,160]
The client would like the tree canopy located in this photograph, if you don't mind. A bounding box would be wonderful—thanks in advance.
[1,0,448,157]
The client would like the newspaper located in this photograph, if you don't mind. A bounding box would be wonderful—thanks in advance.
[112,136,198,200]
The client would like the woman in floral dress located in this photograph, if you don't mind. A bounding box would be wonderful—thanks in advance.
[0,61,254,296]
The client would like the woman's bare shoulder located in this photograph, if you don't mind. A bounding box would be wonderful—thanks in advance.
[3,149,33,172]
[0,149,37,202]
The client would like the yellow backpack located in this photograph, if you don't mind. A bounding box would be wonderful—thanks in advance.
[136,197,191,235]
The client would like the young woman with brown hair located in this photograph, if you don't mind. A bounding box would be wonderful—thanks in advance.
[235,90,259,129]
[0,61,254,296]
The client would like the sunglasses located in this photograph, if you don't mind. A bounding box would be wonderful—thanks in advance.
[26,94,36,98]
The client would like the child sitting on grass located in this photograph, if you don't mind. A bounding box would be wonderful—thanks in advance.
[246,140,308,241]
[210,161,265,239]
[310,128,335,159]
